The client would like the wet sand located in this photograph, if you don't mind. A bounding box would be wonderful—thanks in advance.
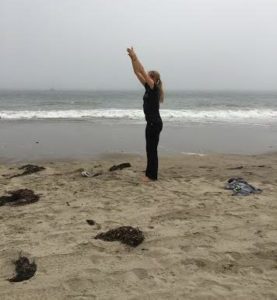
[0,153,277,299]
[1,120,277,162]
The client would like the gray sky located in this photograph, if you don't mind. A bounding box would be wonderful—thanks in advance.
[1,0,277,90]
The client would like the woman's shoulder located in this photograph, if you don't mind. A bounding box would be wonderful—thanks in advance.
[145,83,158,91]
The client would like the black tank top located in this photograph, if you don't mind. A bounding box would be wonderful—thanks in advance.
[143,83,162,123]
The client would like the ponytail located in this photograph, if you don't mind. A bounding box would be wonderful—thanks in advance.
[157,79,164,103]
[149,70,164,103]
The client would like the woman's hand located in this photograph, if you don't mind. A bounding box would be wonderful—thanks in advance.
[127,46,152,87]
[127,47,136,60]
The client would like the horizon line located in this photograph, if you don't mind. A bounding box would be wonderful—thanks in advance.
[1,88,277,92]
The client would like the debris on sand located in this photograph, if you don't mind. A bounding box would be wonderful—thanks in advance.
[4,164,45,179]
[109,163,131,172]
[17,164,45,176]
[225,177,262,196]
[86,219,96,226]
[81,170,102,178]
[0,189,40,206]
[8,256,37,282]
[227,166,244,170]
[95,226,144,247]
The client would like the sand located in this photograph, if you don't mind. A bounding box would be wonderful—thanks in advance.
[0,153,277,300]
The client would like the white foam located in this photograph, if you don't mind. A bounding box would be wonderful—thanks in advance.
[0,109,277,124]
[0,109,143,120]
[181,152,206,156]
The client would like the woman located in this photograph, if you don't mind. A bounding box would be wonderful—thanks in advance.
[127,47,164,181]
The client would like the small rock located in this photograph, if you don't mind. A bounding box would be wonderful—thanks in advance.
[86,219,96,226]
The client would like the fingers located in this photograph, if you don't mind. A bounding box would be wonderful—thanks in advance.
[127,47,136,59]
[127,48,132,55]
[127,47,135,53]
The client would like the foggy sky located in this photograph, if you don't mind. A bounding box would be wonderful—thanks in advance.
[1,0,277,90]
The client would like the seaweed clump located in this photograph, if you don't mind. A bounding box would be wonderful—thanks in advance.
[109,163,131,172]
[4,164,45,179]
[8,256,37,282]
[95,226,144,247]
[0,189,40,207]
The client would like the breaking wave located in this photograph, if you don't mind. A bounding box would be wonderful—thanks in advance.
[1,109,277,124]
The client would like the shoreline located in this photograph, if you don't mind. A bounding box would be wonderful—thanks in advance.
[1,120,277,163]
[1,150,277,165]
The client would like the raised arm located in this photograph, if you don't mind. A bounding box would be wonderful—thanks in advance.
[129,53,145,86]
[127,47,155,89]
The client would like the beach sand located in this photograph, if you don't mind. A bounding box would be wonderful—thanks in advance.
[0,153,277,299]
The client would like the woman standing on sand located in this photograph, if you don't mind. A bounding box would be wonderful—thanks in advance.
[127,47,164,181]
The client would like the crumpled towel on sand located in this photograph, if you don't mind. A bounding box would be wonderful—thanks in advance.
[225,177,262,196]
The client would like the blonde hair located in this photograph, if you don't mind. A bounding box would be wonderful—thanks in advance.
[149,70,164,103]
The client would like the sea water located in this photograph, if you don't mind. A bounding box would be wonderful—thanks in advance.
[0,89,277,126]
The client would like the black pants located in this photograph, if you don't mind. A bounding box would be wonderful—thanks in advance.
[145,120,163,180]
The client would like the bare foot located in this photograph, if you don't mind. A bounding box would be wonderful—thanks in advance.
[141,175,152,183]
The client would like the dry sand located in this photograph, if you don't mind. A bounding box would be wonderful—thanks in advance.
[0,153,277,300]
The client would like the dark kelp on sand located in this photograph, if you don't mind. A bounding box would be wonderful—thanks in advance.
[3,164,45,179]
[109,163,131,172]
[0,189,40,206]
[8,256,37,283]
[86,219,96,226]
[95,226,144,247]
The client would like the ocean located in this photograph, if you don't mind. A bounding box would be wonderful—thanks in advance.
[0,90,277,126]
[1,90,277,161]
